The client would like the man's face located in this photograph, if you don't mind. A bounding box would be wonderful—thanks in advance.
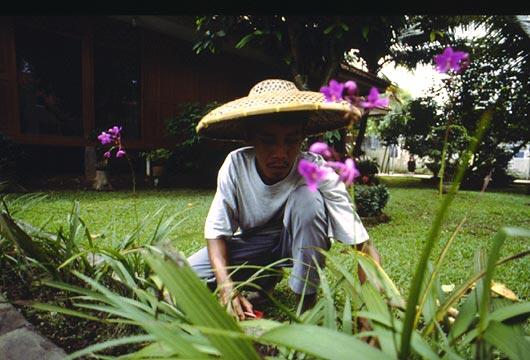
[250,121,305,184]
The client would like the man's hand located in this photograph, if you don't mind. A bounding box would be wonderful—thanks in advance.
[219,280,254,321]
[353,240,381,285]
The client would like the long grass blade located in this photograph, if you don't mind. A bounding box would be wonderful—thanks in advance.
[399,112,491,359]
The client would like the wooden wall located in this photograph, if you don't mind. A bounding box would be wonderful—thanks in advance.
[0,16,282,149]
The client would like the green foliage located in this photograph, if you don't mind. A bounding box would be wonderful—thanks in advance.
[355,157,380,185]
[34,226,529,359]
[3,182,529,358]
[354,184,390,217]
[386,17,529,188]
[140,148,172,163]
[322,129,342,145]
[166,101,238,180]
[192,15,426,90]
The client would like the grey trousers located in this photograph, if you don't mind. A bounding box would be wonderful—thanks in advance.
[187,185,331,295]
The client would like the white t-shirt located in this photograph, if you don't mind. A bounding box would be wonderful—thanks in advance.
[204,146,369,245]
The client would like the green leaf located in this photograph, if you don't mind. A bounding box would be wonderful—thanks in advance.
[483,320,530,360]
[32,303,100,321]
[342,295,352,334]
[362,26,370,41]
[324,24,336,35]
[0,212,58,277]
[260,324,390,360]
[235,33,256,48]
[449,287,478,342]
[430,31,436,42]
[478,227,529,333]
[490,302,530,323]
[146,243,260,359]
[316,261,337,330]
[400,112,492,359]
[62,334,155,360]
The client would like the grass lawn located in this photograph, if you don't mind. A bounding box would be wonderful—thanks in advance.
[6,176,530,311]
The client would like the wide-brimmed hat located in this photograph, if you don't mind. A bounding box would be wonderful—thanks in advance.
[196,79,361,141]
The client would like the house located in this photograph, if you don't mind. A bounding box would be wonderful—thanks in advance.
[0,15,390,183]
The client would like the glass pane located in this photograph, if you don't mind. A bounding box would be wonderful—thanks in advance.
[15,25,83,136]
[94,35,140,139]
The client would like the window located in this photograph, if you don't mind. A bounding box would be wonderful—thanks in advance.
[93,20,141,139]
[15,25,83,136]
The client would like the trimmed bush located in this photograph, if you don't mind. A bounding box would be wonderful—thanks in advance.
[354,184,389,217]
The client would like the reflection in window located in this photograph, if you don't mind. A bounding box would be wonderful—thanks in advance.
[15,25,82,136]
[94,31,140,139]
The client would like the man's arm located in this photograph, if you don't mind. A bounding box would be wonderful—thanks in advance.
[353,240,381,285]
[207,236,254,320]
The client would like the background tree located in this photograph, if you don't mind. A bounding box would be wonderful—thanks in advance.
[193,15,414,156]
[380,16,529,187]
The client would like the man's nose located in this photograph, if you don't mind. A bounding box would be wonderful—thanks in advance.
[271,144,288,159]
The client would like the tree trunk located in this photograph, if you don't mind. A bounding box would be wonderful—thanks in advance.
[353,112,369,157]
[84,146,97,182]
[93,170,113,191]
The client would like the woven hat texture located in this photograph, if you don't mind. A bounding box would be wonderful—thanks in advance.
[196,79,361,141]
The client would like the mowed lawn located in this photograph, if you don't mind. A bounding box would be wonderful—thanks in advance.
[7,177,530,302]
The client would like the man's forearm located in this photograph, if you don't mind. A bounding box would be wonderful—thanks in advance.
[206,237,231,288]
[353,240,381,285]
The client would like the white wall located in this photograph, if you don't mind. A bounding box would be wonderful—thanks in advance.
[508,146,530,179]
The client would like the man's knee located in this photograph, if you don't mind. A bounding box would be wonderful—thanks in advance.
[285,185,326,225]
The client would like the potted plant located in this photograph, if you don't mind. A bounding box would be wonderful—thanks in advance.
[141,148,172,178]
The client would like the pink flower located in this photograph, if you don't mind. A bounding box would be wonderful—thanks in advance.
[107,126,122,138]
[103,151,112,158]
[434,47,470,74]
[116,149,126,158]
[327,158,359,185]
[298,159,329,192]
[320,80,345,102]
[97,132,112,145]
[309,142,333,159]
[343,80,358,103]
[360,87,389,110]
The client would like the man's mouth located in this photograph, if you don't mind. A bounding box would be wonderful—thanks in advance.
[267,163,289,169]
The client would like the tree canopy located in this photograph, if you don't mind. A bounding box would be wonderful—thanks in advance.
[380,16,529,187]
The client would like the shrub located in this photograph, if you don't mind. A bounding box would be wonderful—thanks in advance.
[166,102,239,184]
[354,184,389,217]
[140,148,173,165]
[355,157,380,185]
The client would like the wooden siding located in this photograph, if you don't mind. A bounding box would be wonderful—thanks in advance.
[0,16,281,149]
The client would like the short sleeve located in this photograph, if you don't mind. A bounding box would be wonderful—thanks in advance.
[318,164,370,245]
[204,154,239,239]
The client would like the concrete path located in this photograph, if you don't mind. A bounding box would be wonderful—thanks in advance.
[0,294,66,360]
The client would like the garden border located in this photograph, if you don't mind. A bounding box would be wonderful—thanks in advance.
[0,293,66,360]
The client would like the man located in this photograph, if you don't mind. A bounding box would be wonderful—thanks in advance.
[188,79,380,320]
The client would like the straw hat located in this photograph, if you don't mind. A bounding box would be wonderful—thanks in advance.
[196,79,361,141]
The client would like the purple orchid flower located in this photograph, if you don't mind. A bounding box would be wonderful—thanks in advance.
[116,149,126,158]
[107,126,122,137]
[97,132,112,145]
[434,47,470,74]
[343,80,358,103]
[309,142,333,160]
[298,159,329,192]
[320,80,345,102]
[326,158,360,185]
[337,158,360,185]
[360,87,390,110]
[103,151,112,158]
